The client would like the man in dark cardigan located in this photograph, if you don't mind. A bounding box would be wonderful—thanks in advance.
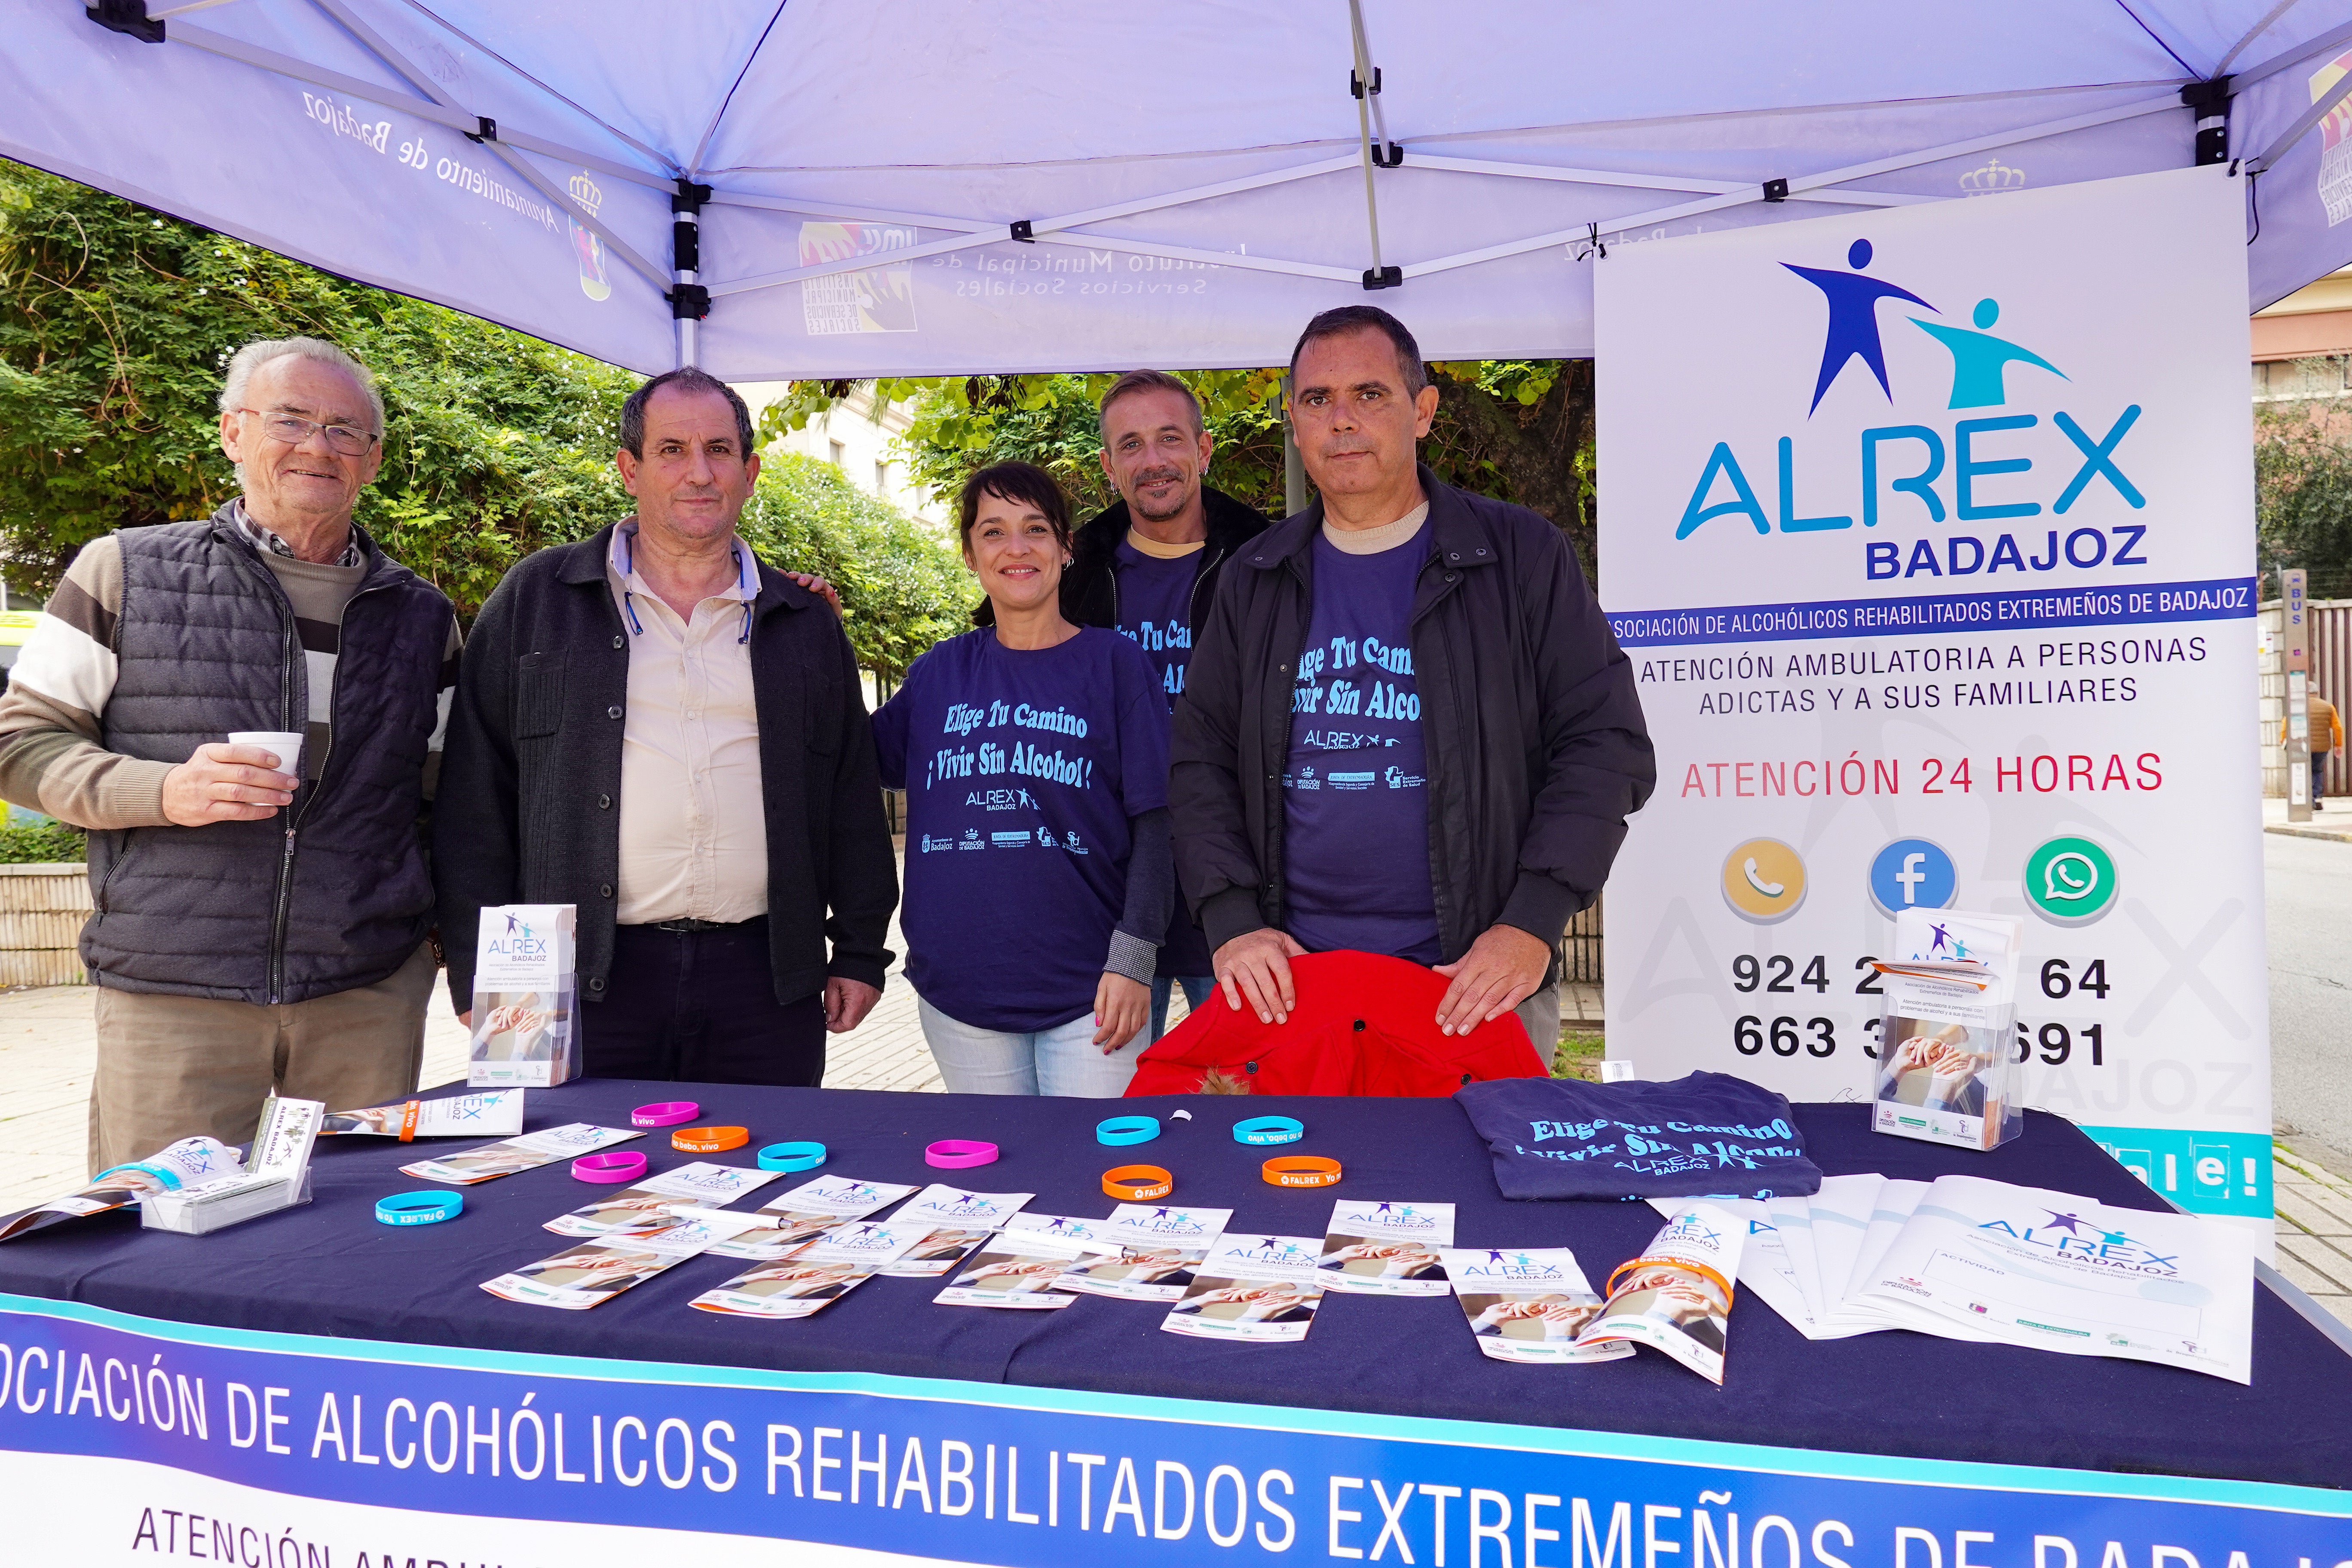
[434,368,897,1085]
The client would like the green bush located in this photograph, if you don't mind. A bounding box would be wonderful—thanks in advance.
[0,818,86,864]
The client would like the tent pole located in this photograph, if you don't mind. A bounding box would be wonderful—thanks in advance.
[672,183,711,369]
[1348,0,1402,290]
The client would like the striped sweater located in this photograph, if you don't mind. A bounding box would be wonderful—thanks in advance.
[0,511,460,829]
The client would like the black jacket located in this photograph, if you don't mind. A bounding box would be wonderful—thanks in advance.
[1059,485,1271,632]
[1170,469,1654,965]
[434,524,898,1011]
[84,511,452,1004]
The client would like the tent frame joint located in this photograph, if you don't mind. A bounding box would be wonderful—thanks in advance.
[1362,265,1403,291]
[1009,220,1035,243]
[463,116,496,145]
[85,0,164,43]
[1762,177,1790,202]
[671,181,713,215]
[668,283,711,322]
[2181,77,2234,167]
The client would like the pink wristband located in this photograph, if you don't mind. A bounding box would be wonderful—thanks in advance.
[924,1139,999,1169]
[631,1101,700,1128]
[572,1151,648,1184]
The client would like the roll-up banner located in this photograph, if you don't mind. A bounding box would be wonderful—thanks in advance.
[1597,167,2270,1234]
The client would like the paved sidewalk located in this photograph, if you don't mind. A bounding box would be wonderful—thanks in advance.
[2273,1142,2352,1326]
[2263,794,2352,844]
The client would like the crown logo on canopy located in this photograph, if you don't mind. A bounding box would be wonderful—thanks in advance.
[568,172,604,218]
[1958,158,2027,196]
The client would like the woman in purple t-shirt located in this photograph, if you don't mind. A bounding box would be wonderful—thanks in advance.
[872,463,1174,1096]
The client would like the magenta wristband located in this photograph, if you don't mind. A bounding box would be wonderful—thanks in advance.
[631,1101,700,1128]
[924,1139,999,1169]
[572,1151,648,1184]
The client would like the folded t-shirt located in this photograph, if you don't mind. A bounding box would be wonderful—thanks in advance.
[1454,1072,1823,1201]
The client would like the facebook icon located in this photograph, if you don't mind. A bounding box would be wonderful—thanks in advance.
[1868,838,1957,916]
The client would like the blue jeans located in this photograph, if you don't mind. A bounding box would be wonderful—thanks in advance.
[1150,974,1216,1041]
[916,995,1143,1097]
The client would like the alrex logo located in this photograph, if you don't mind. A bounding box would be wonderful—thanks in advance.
[1673,237,2148,586]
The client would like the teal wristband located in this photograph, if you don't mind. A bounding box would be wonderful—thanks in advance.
[758,1141,827,1172]
[376,1191,462,1227]
[1096,1115,1161,1146]
[1233,1115,1304,1145]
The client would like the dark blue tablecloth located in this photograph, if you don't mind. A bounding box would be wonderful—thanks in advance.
[2,1079,2344,1490]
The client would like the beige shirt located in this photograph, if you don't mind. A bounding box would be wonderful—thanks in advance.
[607,524,768,925]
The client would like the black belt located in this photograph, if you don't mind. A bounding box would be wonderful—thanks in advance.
[644,917,747,934]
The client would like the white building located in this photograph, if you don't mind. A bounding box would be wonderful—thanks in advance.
[733,381,946,530]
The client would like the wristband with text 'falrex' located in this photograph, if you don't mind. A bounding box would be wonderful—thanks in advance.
[1102,1164,1174,1201]
[1262,1155,1341,1188]
[375,1191,463,1226]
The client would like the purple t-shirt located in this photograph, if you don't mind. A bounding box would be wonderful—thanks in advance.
[1281,526,1439,964]
[1112,538,1213,978]
[873,626,1170,1032]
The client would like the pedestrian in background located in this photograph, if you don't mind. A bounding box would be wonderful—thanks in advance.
[2292,689,2343,808]
[1060,371,1270,1039]
[0,337,458,1170]
[873,462,1173,1095]
[435,367,896,1086]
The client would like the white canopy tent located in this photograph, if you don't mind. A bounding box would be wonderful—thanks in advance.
[8,0,2352,380]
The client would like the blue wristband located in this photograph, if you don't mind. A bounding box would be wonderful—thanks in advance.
[758,1141,827,1172]
[375,1191,462,1227]
[1233,1115,1304,1145]
[1096,1115,1161,1146]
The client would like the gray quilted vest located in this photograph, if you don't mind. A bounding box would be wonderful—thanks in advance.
[81,511,451,1003]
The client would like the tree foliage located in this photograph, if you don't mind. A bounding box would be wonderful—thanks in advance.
[760,358,1603,578]
[0,161,972,655]
[2256,404,2352,595]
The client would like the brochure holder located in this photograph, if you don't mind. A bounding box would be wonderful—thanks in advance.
[1870,909,2024,1152]
[469,904,579,1087]
[141,1094,324,1235]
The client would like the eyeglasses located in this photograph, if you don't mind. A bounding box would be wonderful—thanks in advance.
[235,408,380,456]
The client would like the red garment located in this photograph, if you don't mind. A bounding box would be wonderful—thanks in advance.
[1123,949,1548,1099]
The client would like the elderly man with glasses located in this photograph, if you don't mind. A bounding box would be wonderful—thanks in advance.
[0,336,460,1172]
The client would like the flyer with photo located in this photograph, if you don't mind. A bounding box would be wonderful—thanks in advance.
[1871,909,2025,1152]
[143,1094,326,1234]
[482,1210,766,1310]
[546,1161,783,1237]
[0,1136,240,1243]
[1647,1196,1820,1339]
[1056,1204,1233,1302]
[934,1227,1091,1310]
[1440,1247,1634,1365]
[468,903,579,1088]
[878,1227,995,1278]
[870,1184,1034,1275]
[690,1219,929,1320]
[1851,1174,2255,1382]
[400,1122,641,1185]
[320,1090,524,1140]
[1161,1233,1327,1343]
[707,1174,923,1260]
[1576,1203,1746,1384]
[1316,1200,1456,1296]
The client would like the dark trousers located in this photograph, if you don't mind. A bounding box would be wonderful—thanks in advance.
[582,917,827,1086]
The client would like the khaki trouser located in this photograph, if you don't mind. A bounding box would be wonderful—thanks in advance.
[1514,975,1562,1064]
[88,942,437,1173]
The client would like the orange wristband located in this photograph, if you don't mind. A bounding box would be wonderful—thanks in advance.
[672,1125,749,1154]
[1262,1155,1342,1188]
[1604,1254,1735,1308]
[1102,1164,1173,1200]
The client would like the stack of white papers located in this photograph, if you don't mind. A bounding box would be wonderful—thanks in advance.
[1651,1173,2254,1381]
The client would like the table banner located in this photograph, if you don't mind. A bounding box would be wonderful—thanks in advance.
[1596,166,2271,1227]
[2,1293,2346,1566]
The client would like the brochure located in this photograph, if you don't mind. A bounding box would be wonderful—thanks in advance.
[467,903,579,1088]
[319,1090,524,1140]
[873,1185,1036,1276]
[1315,1200,1456,1296]
[1871,909,2024,1152]
[1575,1203,1745,1384]
[1850,1174,2255,1382]
[705,1174,921,1260]
[1161,1233,1328,1343]
[1056,1204,1234,1302]
[0,1135,241,1243]
[481,1210,766,1310]
[690,1219,930,1320]
[934,1226,1091,1310]
[1649,1196,1820,1339]
[546,1162,783,1237]
[399,1122,640,1185]
[1804,1172,1883,1322]
[1818,1179,1939,1335]
[1764,1189,1828,1324]
[1440,1247,1634,1365]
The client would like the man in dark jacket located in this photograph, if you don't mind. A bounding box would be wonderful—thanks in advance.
[435,368,897,1086]
[1061,371,1270,1038]
[1171,307,1653,1054]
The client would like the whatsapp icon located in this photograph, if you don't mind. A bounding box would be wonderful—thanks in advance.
[2024,836,2118,925]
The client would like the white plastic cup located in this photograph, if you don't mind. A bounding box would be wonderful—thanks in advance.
[226,730,305,779]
